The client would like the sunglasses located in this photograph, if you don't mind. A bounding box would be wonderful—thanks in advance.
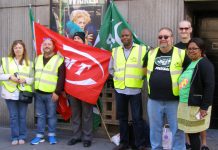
[179,27,189,30]
[158,35,170,40]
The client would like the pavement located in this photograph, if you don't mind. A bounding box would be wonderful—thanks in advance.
[1,127,218,150]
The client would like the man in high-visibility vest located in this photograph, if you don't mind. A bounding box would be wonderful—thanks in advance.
[109,28,147,150]
[143,27,190,150]
[30,38,65,145]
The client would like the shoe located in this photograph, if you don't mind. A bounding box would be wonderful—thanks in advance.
[186,143,191,149]
[201,145,210,150]
[67,138,81,145]
[83,140,91,147]
[30,137,45,145]
[48,136,57,144]
[113,143,129,150]
[18,139,25,144]
[11,140,18,145]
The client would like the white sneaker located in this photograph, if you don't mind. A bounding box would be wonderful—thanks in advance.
[11,140,18,145]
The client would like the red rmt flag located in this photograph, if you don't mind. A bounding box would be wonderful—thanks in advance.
[34,22,111,104]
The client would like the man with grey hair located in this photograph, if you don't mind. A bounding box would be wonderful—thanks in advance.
[175,20,192,49]
[143,27,190,150]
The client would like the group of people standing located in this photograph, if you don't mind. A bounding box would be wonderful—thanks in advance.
[0,31,93,147]
[110,20,214,150]
[0,19,215,150]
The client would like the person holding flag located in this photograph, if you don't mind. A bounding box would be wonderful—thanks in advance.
[109,28,147,150]
[30,38,65,145]
[67,32,93,148]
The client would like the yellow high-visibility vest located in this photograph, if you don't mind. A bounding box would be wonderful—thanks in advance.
[34,54,64,92]
[147,47,185,96]
[112,44,147,89]
[1,57,33,92]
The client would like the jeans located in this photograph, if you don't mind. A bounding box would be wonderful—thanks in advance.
[5,99,28,141]
[147,98,185,150]
[35,92,57,137]
[115,91,146,148]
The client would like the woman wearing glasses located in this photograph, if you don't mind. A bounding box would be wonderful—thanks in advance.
[0,40,34,145]
[177,38,215,150]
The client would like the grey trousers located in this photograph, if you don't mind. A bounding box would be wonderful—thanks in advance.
[68,96,93,141]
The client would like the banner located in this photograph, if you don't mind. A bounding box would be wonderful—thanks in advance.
[94,1,147,51]
[34,22,111,104]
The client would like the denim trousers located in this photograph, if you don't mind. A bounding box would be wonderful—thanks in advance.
[35,92,57,137]
[147,98,185,150]
[115,91,146,148]
[5,99,28,141]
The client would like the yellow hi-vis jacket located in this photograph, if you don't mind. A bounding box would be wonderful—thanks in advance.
[112,44,147,89]
[147,47,185,96]
[34,54,64,92]
[1,57,33,92]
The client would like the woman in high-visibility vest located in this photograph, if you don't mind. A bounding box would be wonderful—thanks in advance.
[0,40,34,145]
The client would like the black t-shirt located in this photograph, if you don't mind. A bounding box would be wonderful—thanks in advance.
[174,42,187,50]
[143,47,190,101]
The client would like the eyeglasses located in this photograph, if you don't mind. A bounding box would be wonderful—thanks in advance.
[158,35,170,40]
[179,27,189,30]
[187,47,200,51]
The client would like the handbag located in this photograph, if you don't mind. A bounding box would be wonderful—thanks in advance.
[19,91,34,104]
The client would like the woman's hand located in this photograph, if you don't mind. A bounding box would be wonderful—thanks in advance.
[9,75,19,83]
[18,78,26,84]
[199,109,208,119]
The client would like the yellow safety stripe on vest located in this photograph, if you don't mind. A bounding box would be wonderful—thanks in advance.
[114,68,125,72]
[52,56,62,72]
[35,69,57,75]
[125,74,143,79]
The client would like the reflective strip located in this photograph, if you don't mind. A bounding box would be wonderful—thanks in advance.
[35,69,56,76]
[125,74,142,79]
[147,70,151,75]
[178,118,205,127]
[5,57,10,73]
[113,47,118,70]
[172,82,178,87]
[114,68,125,72]
[126,64,142,68]
[150,49,155,56]
[35,78,57,85]
[19,72,30,77]
[52,56,62,72]
[114,76,124,81]
[178,48,182,57]
[171,70,182,75]
[137,45,142,66]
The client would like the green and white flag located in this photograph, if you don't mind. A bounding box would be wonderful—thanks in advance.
[94,0,146,51]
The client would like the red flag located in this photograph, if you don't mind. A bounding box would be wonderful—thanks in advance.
[34,22,111,104]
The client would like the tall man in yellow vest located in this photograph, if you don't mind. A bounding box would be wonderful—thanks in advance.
[109,28,147,150]
[30,38,65,145]
[143,27,190,150]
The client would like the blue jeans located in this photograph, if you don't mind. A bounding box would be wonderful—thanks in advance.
[115,91,146,148]
[35,92,57,137]
[147,98,185,150]
[5,100,28,141]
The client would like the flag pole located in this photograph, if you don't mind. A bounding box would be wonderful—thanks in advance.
[96,103,112,142]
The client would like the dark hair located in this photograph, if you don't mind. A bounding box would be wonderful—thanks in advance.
[9,40,29,66]
[187,38,205,55]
